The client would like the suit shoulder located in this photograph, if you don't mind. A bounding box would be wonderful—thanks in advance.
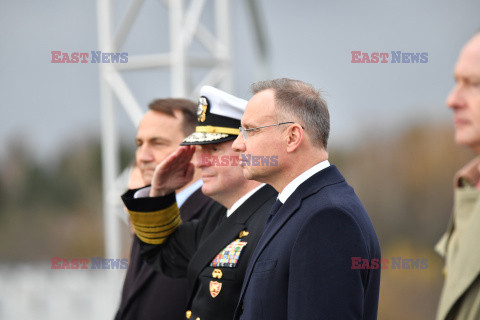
[299,190,380,255]
[312,182,370,222]
[293,208,374,259]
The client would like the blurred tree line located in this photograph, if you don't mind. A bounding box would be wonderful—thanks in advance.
[0,122,474,319]
[0,136,134,261]
[330,122,474,320]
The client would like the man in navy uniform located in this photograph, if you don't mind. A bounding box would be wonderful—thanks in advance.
[116,98,213,320]
[232,78,381,320]
[121,86,277,320]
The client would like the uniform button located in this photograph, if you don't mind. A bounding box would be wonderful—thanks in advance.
[186,310,192,319]
[195,318,200,320]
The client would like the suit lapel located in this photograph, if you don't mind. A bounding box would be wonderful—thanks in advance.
[186,185,277,301]
[238,166,345,303]
[121,237,157,313]
[180,187,210,221]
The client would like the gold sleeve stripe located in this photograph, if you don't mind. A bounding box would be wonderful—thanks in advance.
[134,213,180,229]
[128,202,182,245]
[136,234,169,245]
[128,203,179,225]
[134,215,182,235]
[196,125,239,135]
[135,224,181,244]
[133,216,182,245]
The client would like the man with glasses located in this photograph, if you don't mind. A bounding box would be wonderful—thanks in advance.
[121,86,277,320]
[232,78,381,320]
[239,121,297,139]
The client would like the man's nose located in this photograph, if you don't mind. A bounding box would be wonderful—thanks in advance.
[446,84,465,110]
[137,145,154,162]
[232,134,246,152]
[193,151,211,168]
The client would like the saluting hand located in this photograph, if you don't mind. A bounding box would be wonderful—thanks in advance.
[149,146,196,197]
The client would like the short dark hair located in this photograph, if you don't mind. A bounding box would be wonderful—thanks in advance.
[251,78,330,149]
[148,98,197,136]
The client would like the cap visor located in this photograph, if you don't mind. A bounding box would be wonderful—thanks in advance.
[180,132,238,145]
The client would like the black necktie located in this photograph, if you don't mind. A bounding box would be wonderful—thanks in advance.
[264,199,283,229]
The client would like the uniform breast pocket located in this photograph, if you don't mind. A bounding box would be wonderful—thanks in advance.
[253,259,277,274]
[200,267,236,299]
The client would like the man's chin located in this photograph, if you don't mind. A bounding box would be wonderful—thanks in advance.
[242,167,256,180]
[201,183,216,197]
[455,133,478,149]
[141,173,152,186]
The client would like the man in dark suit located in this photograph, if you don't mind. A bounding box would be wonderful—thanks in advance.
[116,98,213,320]
[232,78,381,319]
[122,86,278,320]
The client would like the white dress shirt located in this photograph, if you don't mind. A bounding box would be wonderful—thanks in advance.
[226,183,266,217]
[277,160,330,204]
[134,179,203,208]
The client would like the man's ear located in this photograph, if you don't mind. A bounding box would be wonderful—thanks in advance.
[285,124,304,153]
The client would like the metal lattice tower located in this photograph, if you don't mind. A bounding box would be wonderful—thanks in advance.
[96,0,269,258]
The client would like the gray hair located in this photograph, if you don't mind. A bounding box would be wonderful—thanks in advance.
[251,78,330,149]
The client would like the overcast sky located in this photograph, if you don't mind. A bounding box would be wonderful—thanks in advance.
[1,0,479,163]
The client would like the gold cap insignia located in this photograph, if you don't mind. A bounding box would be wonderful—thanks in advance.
[209,281,222,298]
[239,230,249,238]
[186,310,192,319]
[197,97,208,122]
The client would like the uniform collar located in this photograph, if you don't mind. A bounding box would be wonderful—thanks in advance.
[454,156,480,188]
[226,183,266,217]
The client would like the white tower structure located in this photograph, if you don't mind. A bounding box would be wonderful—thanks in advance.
[96,0,269,259]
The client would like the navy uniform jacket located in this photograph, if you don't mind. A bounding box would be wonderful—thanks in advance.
[115,188,214,320]
[122,184,277,320]
[234,165,381,320]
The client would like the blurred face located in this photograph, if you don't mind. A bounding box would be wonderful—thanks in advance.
[136,110,186,184]
[447,34,480,152]
[194,140,246,201]
[128,165,145,189]
[232,89,284,183]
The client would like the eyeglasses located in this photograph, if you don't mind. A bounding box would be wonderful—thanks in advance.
[238,122,297,140]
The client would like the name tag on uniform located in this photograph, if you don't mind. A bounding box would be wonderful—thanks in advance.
[210,239,247,268]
